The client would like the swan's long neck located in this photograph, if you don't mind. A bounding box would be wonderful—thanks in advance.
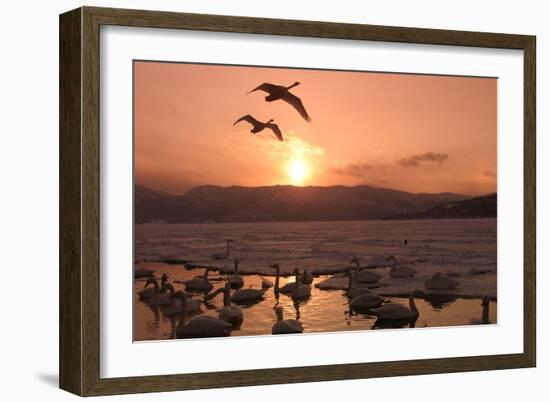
[223,287,231,307]
[347,270,354,293]
[205,287,223,302]
[286,82,299,90]
[294,302,301,320]
[274,267,280,294]
[164,283,174,296]
[203,268,210,280]
[178,295,188,325]
[276,309,284,322]
[482,301,490,324]
[409,293,419,315]
[234,260,239,274]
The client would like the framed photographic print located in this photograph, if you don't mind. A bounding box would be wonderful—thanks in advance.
[59,6,536,396]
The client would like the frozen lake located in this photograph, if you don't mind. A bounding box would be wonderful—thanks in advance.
[134,219,497,341]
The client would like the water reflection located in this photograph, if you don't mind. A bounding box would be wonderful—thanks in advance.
[373,317,417,330]
[423,294,458,310]
[134,263,497,341]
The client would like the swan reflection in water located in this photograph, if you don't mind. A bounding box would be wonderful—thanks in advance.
[134,263,497,341]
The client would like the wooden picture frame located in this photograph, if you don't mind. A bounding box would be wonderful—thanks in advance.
[59,6,536,396]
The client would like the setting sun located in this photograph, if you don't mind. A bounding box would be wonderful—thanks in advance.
[288,159,308,185]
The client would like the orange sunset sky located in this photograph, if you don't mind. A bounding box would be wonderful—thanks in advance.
[134,61,497,196]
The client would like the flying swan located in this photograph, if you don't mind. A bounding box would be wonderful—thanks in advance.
[234,115,283,141]
[247,82,311,122]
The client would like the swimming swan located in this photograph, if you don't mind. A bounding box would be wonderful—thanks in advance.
[370,289,425,321]
[138,274,168,301]
[272,306,303,334]
[230,287,265,305]
[386,255,418,278]
[161,285,202,316]
[183,268,213,292]
[425,272,460,290]
[211,239,233,260]
[350,258,382,284]
[134,267,155,279]
[173,291,232,339]
[300,269,314,285]
[345,267,373,299]
[219,283,244,326]
[291,269,312,300]
[261,277,274,289]
[350,292,384,312]
[272,266,305,295]
[228,259,244,289]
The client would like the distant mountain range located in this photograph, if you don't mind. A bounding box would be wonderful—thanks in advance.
[383,193,497,220]
[135,184,476,224]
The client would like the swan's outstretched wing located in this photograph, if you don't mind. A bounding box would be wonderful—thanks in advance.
[281,92,311,122]
[266,123,284,141]
[233,114,260,127]
[247,83,281,95]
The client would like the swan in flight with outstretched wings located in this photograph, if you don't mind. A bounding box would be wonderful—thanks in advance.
[233,115,283,142]
[247,82,311,122]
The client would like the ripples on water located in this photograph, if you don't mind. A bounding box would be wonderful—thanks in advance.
[134,265,497,341]
[134,218,497,341]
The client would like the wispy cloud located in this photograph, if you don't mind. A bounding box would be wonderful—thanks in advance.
[261,134,324,159]
[332,161,374,178]
[397,152,448,168]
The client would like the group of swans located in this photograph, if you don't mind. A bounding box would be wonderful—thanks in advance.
[271,264,312,301]
[136,249,490,338]
[138,270,246,338]
[172,291,233,339]
[316,257,383,290]
[345,268,385,312]
[205,282,244,327]
[200,264,313,336]
[339,261,425,324]
[138,273,168,301]
[234,82,311,142]
[139,274,202,315]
